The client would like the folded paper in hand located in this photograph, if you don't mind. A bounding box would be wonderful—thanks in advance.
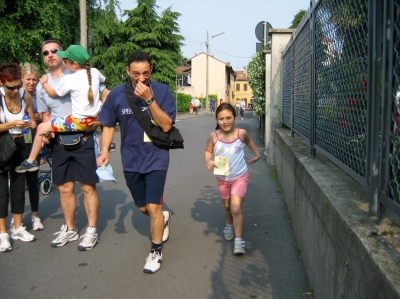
[96,164,117,182]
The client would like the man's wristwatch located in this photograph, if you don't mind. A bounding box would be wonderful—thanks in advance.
[145,97,154,105]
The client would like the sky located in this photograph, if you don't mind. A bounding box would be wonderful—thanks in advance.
[118,0,309,71]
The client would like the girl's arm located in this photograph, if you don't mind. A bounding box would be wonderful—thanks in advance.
[40,74,58,98]
[23,92,37,129]
[204,132,216,171]
[241,129,261,164]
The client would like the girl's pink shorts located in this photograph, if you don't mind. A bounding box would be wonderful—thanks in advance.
[216,171,249,199]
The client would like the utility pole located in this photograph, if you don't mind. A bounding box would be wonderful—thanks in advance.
[205,31,224,111]
[80,0,87,49]
[206,31,210,111]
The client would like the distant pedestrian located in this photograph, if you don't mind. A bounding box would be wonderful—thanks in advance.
[209,98,216,116]
[204,103,260,255]
[219,98,223,106]
[235,100,240,115]
[194,97,201,115]
[239,99,245,120]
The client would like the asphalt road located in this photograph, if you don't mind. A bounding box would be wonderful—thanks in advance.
[0,108,310,299]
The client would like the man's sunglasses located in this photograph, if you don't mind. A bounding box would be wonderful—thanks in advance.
[42,48,59,56]
[5,84,22,91]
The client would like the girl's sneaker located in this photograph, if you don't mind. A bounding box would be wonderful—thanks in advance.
[223,224,234,241]
[233,238,246,255]
[11,225,36,242]
[0,232,12,252]
[32,216,44,231]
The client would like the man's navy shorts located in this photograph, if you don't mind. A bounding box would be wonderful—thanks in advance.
[124,170,167,207]
[51,133,99,185]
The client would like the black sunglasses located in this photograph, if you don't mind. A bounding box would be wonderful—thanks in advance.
[5,84,22,91]
[42,48,59,56]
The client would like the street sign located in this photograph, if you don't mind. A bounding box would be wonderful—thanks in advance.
[255,21,272,44]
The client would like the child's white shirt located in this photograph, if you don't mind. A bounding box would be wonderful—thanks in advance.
[55,68,105,118]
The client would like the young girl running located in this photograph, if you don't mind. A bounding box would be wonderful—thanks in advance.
[204,103,260,255]
[16,45,105,173]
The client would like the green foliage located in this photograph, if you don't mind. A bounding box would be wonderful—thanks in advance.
[0,0,184,93]
[247,51,266,116]
[0,0,86,70]
[91,0,184,90]
[176,93,191,112]
[290,9,307,29]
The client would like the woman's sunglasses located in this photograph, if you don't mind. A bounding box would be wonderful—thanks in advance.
[42,48,59,56]
[5,84,22,91]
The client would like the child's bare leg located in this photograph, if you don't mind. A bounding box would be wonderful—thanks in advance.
[27,121,53,162]
[222,198,233,224]
[230,195,244,237]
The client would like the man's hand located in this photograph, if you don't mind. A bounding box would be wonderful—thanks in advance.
[134,81,152,101]
[86,120,102,132]
[97,151,109,167]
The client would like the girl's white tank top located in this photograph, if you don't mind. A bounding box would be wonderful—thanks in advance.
[213,128,248,181]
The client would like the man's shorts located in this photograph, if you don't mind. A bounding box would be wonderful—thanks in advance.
[124,170,167,207]
[216,171,249,199]
[51,133,99,185]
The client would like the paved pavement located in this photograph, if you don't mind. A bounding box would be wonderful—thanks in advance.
[0,108,310,299]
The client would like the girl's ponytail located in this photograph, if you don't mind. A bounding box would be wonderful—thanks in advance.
[85,61,93,104]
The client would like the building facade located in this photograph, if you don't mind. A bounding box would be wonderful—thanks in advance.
[233,69,253,108]
[176,53,235,104]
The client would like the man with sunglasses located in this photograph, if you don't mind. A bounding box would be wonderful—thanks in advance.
[36,40,102,251]
[97,51,173,274]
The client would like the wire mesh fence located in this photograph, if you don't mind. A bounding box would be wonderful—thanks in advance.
[281,0,400,218]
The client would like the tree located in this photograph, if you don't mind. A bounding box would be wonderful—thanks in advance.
[0,0,100,70]
[90,0,184,90]
[290,9,307,29]
[247,51,265,116]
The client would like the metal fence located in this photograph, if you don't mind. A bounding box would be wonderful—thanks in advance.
[281,0,400,218]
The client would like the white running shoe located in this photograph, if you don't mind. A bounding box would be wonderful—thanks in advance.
[31,216,44,231]
[223,224,234,241]
[162,211,171,243]
[143,250,163,274]
[0,232,12,252]
[233,239,246,255]
[11,225,36,242]
[51,224,79,247]
[78,227,99,251]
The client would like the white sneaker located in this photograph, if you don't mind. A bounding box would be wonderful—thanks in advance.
[233,238,246,255]
[31,216,44,231]
[51,224,79,247]
[143,250,163,274]
[78,227,99,251]
[11,225,36,242]
[0,232,12,252]
[162,211,171,243]
[223,224,234,241]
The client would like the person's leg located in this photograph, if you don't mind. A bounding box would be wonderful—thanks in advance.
[217,178,235,240]
[147,203,164,243]
[80,183,99,228]
[0,171,9,233]
[229,195,244,237]
[58,182,77,230]
[27,121,53,162]
[9,138,36,242]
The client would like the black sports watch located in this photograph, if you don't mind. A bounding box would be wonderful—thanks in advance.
[145,97,154,105]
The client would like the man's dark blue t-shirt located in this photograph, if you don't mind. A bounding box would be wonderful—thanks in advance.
[99,80,176,173]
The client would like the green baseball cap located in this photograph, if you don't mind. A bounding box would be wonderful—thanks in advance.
[57,45,90,65]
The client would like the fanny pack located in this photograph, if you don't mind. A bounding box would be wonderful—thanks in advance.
[57,133,90,150]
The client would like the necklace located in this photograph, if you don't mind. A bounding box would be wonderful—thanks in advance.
[51,67,65,78]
